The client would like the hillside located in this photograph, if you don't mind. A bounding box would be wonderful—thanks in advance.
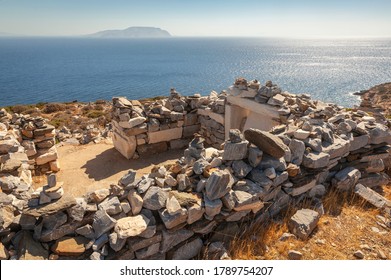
[88,26,171,38]
[357,82,391,117]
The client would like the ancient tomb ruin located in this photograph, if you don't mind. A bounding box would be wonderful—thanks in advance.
[0,78,390,260]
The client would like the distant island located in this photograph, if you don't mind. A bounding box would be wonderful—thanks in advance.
[88,26,171,38]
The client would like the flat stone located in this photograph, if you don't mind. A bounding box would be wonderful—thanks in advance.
[115,215,149,239]
[287,179,317,197]
[222,140,248,161]
[233,190,264,212]
[369,124,391,144]
[244,128,289,158]
[247,169,273,190]
[172,238,203,260]
[35,147,58,165]
[89,188,110,203]
[366,159,385,173]
[302,152,330,169]
[23,197,76,218]
[148,127,183,144]
[354,184,390,209]
[159,208,188,229]
[51,236,88,256]
[92,210,117,238]
[322,138,350,159]
[127,234,162,253]
[272,171,289,187]
[258,154,287,172]
[332,167,361,191]
[142,186,168,210]
[135,243,160,260]
[248,146,263,167]
[0,242,9,260]
[288,209,320,240]
[75,224,95,239]
[205,169,234,200]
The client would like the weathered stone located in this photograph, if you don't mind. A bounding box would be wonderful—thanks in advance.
[119,117,146,129]
[172,238,203,260]
[51,236,88,256]
[43,183,64,200]
[127,189,143,215]
[24,197,76,217]
[332,167,361,191]
[18,214,37,230]
[35,147,58,165]
[189,219,217,234]
[159,208,188,229]
[183,124,200,138]
[193,159,209,175]
[358,173,389,188]
[115,215,149,239]
[369,124,391,144]
[259,154,287,172]
[205,170,234,200]
[288,250,303,260]
[302,152,330,169]
[160,229,194,253]
[366,159,385,173]
[148,127,183,144]
[288,209,320,240]
[287,179,317,197]
[264,167,277,179]
[290,139,305,165]
[204,242,231,260]
[0,175,21,192]
[164,175,178,187]
[287,163,300,177]
[349,135,370,151]
[170,191,202,207]
[248,146,263,167]
[92,210,116,238]
[0,205,14,230]
[244,128,289,158]
[137,177,154,194]
[75,224,95,239]
[135,243,160,260]
[92,234,109,251]
[232,160,252,178]
[247,169,273,190]
[222,140,248,161]
[294,129,311,140]
[187,203,204,224]
[166,194,182,215]
[89,188,110,203]
[143,186,168,210]
[354,184,391,209]
[272,171,289,187]
[119,170,136,186]
[176,173,191,191]
[127,234,162,253]
[229,129,242,143]
[204,196,222,218]
[354,250,365,259]
[0,192,13,206]
[98,196,122,215]
[308,184,326,198]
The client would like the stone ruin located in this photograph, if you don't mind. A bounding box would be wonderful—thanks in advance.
[0,78,391,260]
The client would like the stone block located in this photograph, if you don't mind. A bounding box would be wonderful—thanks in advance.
[148,127,183,144]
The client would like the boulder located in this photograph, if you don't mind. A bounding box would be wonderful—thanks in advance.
[142,186,168,210]
[92,210,116,238]
[244,128,289,158]
[302,152,330,169]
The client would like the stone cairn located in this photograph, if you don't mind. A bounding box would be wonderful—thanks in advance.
[1,78,391,260]
[111,88,225,159]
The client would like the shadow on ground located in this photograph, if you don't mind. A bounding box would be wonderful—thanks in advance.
[81,147,184,181]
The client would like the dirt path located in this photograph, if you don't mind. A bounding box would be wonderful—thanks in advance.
[36,142,184,197]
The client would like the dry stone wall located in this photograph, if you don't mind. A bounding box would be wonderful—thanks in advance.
[1,79,391,260]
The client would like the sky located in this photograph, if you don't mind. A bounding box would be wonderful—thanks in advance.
[0,0,390,38]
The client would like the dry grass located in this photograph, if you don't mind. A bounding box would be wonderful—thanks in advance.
[230,185,391,260]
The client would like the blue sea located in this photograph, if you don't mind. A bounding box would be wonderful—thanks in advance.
[0,37,390,107]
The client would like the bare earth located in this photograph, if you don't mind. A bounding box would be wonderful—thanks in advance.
[34,142,184,197]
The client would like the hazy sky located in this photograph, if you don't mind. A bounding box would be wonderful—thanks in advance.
[0,0,390,37]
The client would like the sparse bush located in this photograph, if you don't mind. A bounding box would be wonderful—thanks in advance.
[43,103,66,114]
[86,110,105,119]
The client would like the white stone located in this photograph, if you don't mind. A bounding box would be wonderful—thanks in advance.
[148,127,183,144]
[294,129,311,140]
[114,215,149,239]
[118,117,146,129]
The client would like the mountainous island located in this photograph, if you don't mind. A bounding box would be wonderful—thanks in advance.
[88,26,171,38]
